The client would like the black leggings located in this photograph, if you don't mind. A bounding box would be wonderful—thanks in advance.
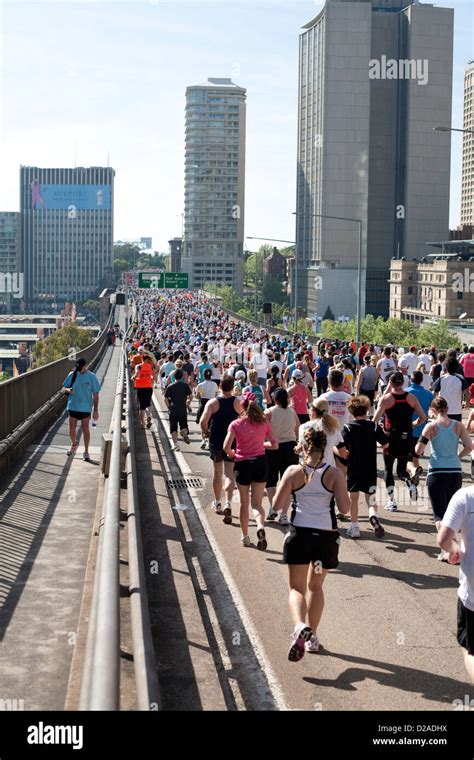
[383,452,409,495]
[316,377,328,396]
[426,472,462,520]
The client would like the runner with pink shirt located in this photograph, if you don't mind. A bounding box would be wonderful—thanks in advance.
[288,369,313,424]
[224,391,277,549]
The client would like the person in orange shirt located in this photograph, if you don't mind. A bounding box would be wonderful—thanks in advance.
[132,354,156,428]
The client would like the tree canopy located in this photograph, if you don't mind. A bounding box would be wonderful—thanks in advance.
[32,324,95,366]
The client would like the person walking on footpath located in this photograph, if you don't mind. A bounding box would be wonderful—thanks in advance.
[272,428,351,661]
[223,391,277,549]
[437,486,474,683]
[341,395,389,539]
[63,358,100,461]
[200,375,241,521]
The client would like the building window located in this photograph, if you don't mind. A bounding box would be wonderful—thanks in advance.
[408,287,412,295]
[457,291,463,300]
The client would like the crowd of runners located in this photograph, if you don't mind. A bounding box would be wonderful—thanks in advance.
[125,289,474,678]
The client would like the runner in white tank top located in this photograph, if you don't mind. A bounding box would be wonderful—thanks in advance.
[273,427,350,662]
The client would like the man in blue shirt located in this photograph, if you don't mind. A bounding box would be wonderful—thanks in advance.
[406,369,434,482]
[63,358,101,461]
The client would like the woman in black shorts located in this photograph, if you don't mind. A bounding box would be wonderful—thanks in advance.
[264,388,300,525]
[224,391,277,550]
[272,428,350,661]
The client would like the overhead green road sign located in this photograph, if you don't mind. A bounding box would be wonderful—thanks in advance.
[138,272,189,289]
[164,272,188,288]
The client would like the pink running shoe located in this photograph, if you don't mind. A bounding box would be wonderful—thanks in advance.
[288,624,312,662]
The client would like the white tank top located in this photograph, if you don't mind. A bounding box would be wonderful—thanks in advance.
[291,463,337,531]
[380,358,396,383]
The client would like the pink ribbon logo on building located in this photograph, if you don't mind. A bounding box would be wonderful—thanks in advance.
[31,179,46,209]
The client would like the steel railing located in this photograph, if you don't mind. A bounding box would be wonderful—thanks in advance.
[80,320,159,710]
[0,309,115,442]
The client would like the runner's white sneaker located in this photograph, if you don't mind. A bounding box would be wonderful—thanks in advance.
[241,535,251,547]
[385,500,397,512]
[305,634,320,653]
[346,525,360,539]
[212,500,223,514]
[279,514,289,526]
[223,501,232,524]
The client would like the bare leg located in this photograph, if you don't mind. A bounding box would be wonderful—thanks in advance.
[250,481,266,530]
[82,419,90,454]
[306,566,328,634]
[463,649,474,684]
[267,485,276,508]
[350,491,359,523]
[237,484,250,537]
[213,460,223,502]
[68,417,78,446]
[139,409,145,426]
[223,460,235,503]
[288,565,310,627]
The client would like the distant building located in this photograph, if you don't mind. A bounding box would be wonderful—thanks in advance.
[20,166,115,309]
[296,0,453,321]
[0,212,21,313]
[389,241,474,324]
[461,61,474,227]
[264,247,287,281]
[140,237,152,249]
[450,225,474,241]
[168,237,182,272]
[182,78,246,292]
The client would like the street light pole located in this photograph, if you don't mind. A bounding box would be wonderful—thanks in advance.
[433,126,474,134]
[246,236,297,329]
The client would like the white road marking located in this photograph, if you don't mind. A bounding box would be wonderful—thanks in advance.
[152,391,288,711]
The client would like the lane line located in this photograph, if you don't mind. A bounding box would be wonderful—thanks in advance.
[152,390,289,711]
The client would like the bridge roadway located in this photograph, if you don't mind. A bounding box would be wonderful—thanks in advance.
[142,388,474,711]
[1,319,473,711]
[0,325,124,710]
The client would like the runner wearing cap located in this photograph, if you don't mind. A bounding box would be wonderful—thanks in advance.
[288,370,312,424]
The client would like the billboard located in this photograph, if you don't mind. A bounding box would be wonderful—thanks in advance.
[30,180,111,210]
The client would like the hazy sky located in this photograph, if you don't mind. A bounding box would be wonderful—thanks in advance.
[0,0,472,253]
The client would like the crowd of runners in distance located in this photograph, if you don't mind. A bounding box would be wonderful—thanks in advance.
[126,290,474,677]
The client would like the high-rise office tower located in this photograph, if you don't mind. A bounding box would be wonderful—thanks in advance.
[296,0,453,320]
[182,78,246,292]
[20,166,115,309]
[461,61,474,227]
[0,212,21,312]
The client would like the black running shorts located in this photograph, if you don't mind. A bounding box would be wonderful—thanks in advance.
[209,448,234,464]
[266,442,298,488]
[233,455,268,485]
[169,413,188,434]
[457,598,474,655]
[386,430,413,459]
[136,387,153,410]
[283,525,340,568]
[68,410,91,420]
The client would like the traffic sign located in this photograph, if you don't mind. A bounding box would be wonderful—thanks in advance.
[138,272,188,289]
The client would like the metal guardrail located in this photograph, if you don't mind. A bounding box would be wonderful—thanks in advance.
[0,309,115,442]
[80,320,159,710]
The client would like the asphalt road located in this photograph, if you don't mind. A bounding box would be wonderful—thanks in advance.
[151,390,473,711]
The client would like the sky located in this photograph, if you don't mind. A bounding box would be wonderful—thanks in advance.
[0,0,473,254]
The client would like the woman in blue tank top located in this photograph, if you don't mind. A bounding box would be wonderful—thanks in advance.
[415,396,472,559]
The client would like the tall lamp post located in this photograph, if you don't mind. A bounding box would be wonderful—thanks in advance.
[246,236,296,327]
[433,126,474,134]
[292,212,363,344]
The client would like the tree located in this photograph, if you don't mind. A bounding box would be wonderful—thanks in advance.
[113,258,129,274]
[417,321,460,350]
[113,242,141,267]
[83,299,100,313]
[323,305,335,321]
[32,323,95,366]
[138,251,168,270]
[263,275,288,306]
